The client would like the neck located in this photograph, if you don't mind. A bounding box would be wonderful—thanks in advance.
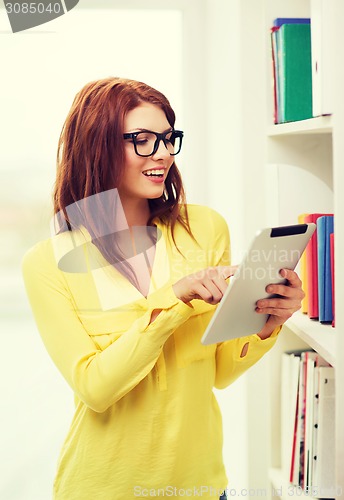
[120,197,151,227]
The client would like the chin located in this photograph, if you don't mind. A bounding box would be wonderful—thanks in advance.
[146,187,165,199]
[148,192,164,200]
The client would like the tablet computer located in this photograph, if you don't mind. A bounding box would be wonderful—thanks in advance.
[201,223,316,345]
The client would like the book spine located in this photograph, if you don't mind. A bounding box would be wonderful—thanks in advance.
[281,352,333,495]
[298,214,310,313]
[304,213,333,319]
[330,233,335,326]
[317,215,334,323]
[271,28,279,124]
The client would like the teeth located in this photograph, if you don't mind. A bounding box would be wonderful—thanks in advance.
[143,169,164,177]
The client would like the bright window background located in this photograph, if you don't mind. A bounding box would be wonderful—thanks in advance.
[0,8,183,500]
[0,7,183,316]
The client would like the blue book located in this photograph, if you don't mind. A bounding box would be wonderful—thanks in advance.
[273,18,310,28]
[317,215,334,323]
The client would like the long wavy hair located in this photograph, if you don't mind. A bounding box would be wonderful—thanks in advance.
[53,77,193,283]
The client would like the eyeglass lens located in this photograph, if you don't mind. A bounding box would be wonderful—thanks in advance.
[134,131,182,157]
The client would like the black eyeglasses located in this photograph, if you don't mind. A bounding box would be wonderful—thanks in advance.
[123,129,184,157]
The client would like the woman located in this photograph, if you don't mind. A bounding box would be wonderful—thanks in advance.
[22,77,304,499]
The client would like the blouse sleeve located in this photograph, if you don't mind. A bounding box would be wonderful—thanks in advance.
[208,209,281,389]
[22,240,194,413]
[214,329,280,389]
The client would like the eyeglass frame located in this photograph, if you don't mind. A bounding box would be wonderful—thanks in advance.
[123,129,184,157]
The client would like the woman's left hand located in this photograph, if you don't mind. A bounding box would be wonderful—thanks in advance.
[255,268,305,339]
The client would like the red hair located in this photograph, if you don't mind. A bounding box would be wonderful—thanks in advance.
[54,77,191,226]
[53,77,193,280]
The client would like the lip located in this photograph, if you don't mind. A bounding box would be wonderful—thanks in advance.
[142,167,167,184]
[142,173,165,184]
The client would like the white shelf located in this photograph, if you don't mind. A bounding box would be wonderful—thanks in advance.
[269,468,323,500]
[268,116,333,136]
[285,311,336,367]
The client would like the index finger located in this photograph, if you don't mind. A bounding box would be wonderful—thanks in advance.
[280,268,302,288]
[218,265,239,280]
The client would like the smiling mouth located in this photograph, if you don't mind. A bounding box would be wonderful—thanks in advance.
[142,169,165,178]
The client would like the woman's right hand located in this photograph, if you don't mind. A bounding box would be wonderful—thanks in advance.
[172,265,238,305]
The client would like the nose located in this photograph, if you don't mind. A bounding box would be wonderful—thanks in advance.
[152,138,171,159]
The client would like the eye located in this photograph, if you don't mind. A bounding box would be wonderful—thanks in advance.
[135,132,154,143]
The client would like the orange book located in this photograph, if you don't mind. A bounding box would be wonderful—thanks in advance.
[298,214,309,313]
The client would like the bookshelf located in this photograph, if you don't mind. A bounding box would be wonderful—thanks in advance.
[286,312,336,367]
[269,467,324,500]
[267,115,333,136]
[259,1,344,499]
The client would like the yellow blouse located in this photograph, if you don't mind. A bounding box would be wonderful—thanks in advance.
[22,205,279,500]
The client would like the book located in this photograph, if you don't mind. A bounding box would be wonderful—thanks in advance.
[330,233,335,327]
[281,350,303,479]
[298,213,310,313]
[271,18,311,123]
[273,18,310,28]
[317,215,334,323]
[310,0,335,117]
[290,362,301,484]
[295,351,317,488]
[271,27,280,124]
[304,213,331,319]
[292,352,308,486]
[304,352,330,490]
[282,350,332,491]
[312,366,335,497]
[276,23,313,123]
[304,351,316,490]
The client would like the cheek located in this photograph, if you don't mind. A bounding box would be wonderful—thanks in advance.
[123,151,146,173]
[167,161,176,175]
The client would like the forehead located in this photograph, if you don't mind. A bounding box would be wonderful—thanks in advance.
[124,103,170,132]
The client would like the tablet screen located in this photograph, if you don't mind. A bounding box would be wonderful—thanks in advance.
[201,223,316,344]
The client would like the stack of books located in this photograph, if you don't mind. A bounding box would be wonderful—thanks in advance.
[270,4,334,124]
[281,350,335,497]
[298,214,335,326]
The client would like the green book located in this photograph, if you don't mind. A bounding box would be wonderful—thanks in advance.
[277,24,313,123]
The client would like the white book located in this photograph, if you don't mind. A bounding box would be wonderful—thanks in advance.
[304,351,317,490]
[304,352,330,490]
[312,366,335,498]
[292,353,307,486]
[281,351,302,479]
[311,0,335,116]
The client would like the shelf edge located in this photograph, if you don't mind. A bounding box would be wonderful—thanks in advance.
[267,116,333,136]
[285,312,336,366]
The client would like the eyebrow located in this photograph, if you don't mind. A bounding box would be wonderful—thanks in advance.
[127,127,173,134]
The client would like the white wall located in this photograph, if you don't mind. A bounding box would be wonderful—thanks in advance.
[205,0,249,493]
[205,0,274,494]
[205,0,245,260]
